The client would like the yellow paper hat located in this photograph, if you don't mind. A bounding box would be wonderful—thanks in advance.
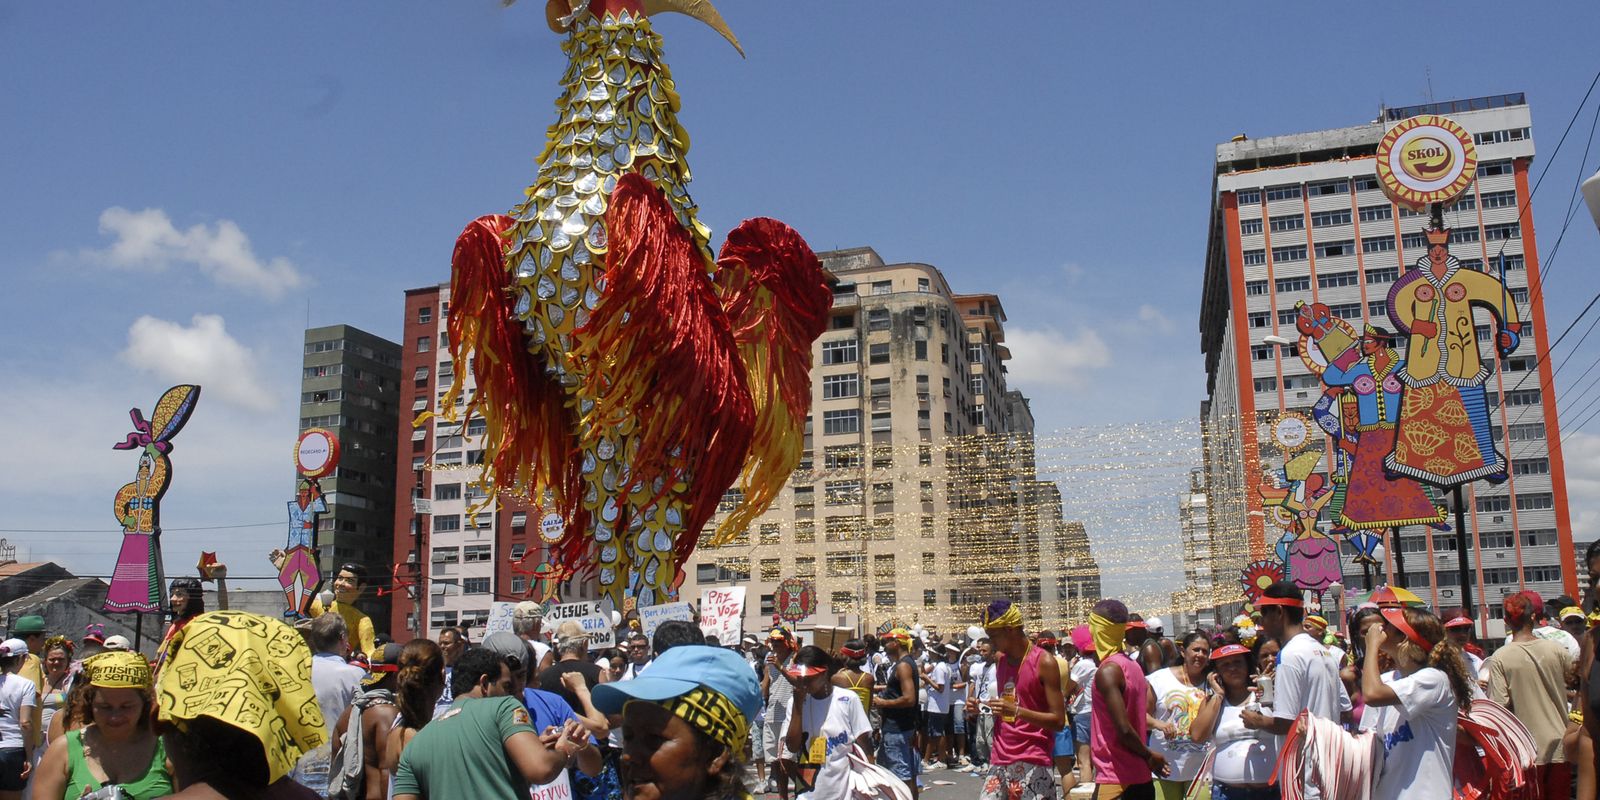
[156,611,326,783]
[83,650,152,689]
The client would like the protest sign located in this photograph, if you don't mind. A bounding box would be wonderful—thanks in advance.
[638,601,694,640]
[699,587,745,646]
[549,600,615,648]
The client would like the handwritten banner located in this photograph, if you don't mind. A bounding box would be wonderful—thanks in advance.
[549,600,615,648]
[638,602,694,640]
[699,587,746,646]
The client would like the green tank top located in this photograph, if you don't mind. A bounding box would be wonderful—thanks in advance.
[65,729,174,800]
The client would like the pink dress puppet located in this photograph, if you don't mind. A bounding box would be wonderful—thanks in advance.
[106,386,201,613]
[1258,451,1342,593]
[278,481,326,617]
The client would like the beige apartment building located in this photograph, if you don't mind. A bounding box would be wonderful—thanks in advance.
[680,247,1101,634]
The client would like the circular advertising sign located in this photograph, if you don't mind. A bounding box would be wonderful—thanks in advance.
[294,428,341,478]
[1375,114,1478,210]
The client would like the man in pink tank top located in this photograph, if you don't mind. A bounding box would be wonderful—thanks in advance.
[973,599,1064,800]
[1089,598,1167,800]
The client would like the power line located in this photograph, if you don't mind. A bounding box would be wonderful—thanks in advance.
[0,522,281,534]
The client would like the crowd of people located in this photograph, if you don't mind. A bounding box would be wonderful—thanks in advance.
[0,554,1597,800]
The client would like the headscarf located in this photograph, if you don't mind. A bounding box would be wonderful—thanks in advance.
[156,611,325,783]
[1088,613,1126,660]
[83,650,152,689]
[982,599,1023,631]
[662,686,747,752]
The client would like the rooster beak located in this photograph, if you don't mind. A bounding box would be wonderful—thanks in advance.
[642,0,743,56]
[533,0,743,57]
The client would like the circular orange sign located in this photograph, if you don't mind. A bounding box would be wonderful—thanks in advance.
[1375,115,1477,211]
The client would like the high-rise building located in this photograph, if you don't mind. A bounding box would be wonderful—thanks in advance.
[389,286,597,639]
[1171,468,1218,630]
[299,325,402,629]
[1198,93,1576,635]
[680,247,1100,632]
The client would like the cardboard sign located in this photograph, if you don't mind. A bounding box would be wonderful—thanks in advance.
[699,587,745,646]
[549,600,615,648]
[639,602,694,640]
[483,601,517,637]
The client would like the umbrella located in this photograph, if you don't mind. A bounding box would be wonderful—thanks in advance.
[1368,585,1425,607]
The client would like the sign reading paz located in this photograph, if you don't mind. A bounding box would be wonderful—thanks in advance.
[549,600,615,648]
[699,587,745,646]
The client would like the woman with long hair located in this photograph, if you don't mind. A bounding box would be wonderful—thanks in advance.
[1191,644,1277,800]
[382,639,447,786]
[1361,606,1471,798]
[37,637,73,744]
[1146,632,1212,800]
[0,640,35,800]
[33,651,173,800]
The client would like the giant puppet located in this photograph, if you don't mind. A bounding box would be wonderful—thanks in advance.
[108,385,201,613]
[442,0,831,607]
[1376,115,1522,486]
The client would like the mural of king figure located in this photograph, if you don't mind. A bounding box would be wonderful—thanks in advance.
[1385,228,1522,485]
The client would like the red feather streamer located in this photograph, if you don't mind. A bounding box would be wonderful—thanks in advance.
[712,219,832,542]
[446,215,584,530]
[573,174,756,565]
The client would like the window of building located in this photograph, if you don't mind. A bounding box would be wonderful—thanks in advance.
[1450,227,1480,244]
[830,313,854,330]
[868,343,890,364]
[1272,245,1307,262]
[822,409,860,435]
[822,373,859,399]
[1245,280,1268,296]
[1358,205,1392,223]
[873,444,894,469]
[920,515,935,537]
[825,480,862,505]
[464,544,492,562]
[430,610,457,628]
[1250,344,1273,361]
[1248,311,1270,328]
[826,553,864,577]
[826,515,865,541]
[462,577,491,594]
[871,281,892,295]
[1516,493,1554,511]
[871,412,892,432]
[1484,223,1521,241]
[874,590,896,608]
[1308,180,1348,196]
[760,558,781,581]
[433,514,461,532]
[1507,422,1546,441]
[921,552,936,575]
[1526,565,1563,583]
[924,589,937,608]
[1480,190,1517,209]
[1368,300,1388,318]
[415,336,431,353]
[795,556,816,577]
[873,554,895,579]
[1265,185,1301,202]
[1253,377,1277,393]
[1277,308,1300,326]
[1522,529,1558,547]
[1275,276,1310,293]
[413,367,430,383]
[1326,303,1362,321]
[1311,209,1351,228]
[1475,495,1511,513]
[431,547,459,565]
[1269,215,1304,233]
[869,377,890,399]
[824,444,862,469]
[1495,389,1541,407]
[794,520,815,543]
[867,308,890,331]
[1479,160,1514,177]
[822,339,858,365]
[1362,236,1397,255]
[1317,271,1359,289]
[1315,240,1355,258]
[793,486,815,509]
[914,340,928,361]
[1365,266,1399,285]
[509,543,527,560]
[830,591,855,614]
[1240,218,1263,236]
[434,483,461,501]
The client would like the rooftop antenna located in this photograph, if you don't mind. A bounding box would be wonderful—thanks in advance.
[1425,66,1435,103]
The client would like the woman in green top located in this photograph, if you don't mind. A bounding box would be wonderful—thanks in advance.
[33,650,172,800]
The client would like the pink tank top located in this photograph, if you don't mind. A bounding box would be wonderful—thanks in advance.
[1091,652,1150,784]
[991,645,1053,767]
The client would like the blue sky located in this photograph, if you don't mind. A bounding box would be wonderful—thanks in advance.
[4,2,1599,605]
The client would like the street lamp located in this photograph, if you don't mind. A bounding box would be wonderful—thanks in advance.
[1583,168,1600,232]
[1262,335,1294,346]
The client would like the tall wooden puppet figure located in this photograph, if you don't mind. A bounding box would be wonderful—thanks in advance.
[107,385,201,614]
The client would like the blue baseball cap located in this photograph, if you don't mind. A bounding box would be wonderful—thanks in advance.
[593,644,761,723]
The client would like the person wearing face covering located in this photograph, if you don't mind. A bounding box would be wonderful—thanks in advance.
[592,645,762,800]
[973,600,1064,800]
[1088,599,1167,800]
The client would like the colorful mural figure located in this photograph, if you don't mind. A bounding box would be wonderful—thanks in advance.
[1294,302,1447,534]
[1385,228,1522,485]
[441,0,831,607]
[270,428,340,617]
[107,385,201,613]
[1257,451,1341,593]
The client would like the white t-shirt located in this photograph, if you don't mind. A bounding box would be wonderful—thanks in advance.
[0,675,35,748]
[1146,667,1209,782]
[923,662,953,714]
[800,687,873,800]
[1364,668,1459,800]
[1068,657,1097,716]
[1210,698,1277,786]
[1272,632,1351,726]
[529,639,553,670]
[969,661,997,704]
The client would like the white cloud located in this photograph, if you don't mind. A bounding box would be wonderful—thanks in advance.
[1003,326,1112,391]
[1137,304,1176,334]
[85,207,305,298]
[120,314,278,412]
[1563,432,1600,545]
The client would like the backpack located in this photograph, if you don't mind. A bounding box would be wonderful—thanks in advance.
[328,689,395,800]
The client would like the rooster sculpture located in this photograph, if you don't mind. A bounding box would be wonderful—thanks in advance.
[445,0,831,608]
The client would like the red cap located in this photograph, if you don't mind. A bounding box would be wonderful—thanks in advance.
[1381,606,1436,652]
[1126,621,1147,630]
[1211,644,1249,660]
[1443,616,1473,629]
